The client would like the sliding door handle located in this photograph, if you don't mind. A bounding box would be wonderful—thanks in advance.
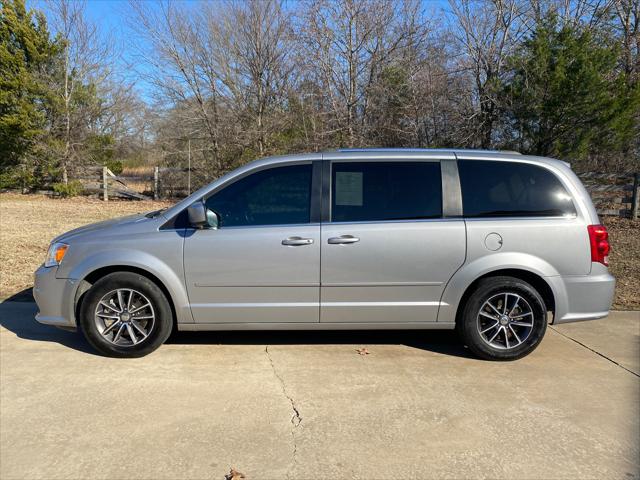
[282,237,314,246]
[328,235,360,244]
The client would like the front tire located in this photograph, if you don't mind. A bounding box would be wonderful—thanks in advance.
[458,276,547,361]
[79,272,173,358]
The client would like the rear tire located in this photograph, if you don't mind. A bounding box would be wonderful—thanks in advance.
[457,276,547,361]
[79,272,173,358]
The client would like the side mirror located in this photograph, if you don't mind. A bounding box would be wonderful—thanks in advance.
[187,202,219,229]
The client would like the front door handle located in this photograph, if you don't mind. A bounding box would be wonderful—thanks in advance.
[282,236,314,246]
[328,235,360,244]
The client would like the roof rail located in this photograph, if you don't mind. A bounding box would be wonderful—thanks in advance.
[333,148,521,155]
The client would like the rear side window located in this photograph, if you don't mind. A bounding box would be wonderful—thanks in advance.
[331,162,442,222]
[458,160,576,217]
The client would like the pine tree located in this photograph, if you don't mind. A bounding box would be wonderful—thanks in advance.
[504,15,639,170]
[0,0,57,170]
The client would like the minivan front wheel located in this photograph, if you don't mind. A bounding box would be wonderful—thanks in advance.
[79,272,173,357]
[458,276,547,361]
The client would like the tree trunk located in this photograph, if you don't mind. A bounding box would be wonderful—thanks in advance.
[257,79,265,156]
[63,35,71,185]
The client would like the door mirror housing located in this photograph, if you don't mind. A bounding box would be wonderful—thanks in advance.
[187,202,219,229]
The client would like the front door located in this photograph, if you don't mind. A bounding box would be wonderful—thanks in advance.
[184,161,321,324]
[320,160,466,323]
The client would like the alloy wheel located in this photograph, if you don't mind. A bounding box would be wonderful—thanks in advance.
[476,292,534,350]
[94,288,155,347]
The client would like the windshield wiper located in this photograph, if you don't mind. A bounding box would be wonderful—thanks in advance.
[145,208,167,218]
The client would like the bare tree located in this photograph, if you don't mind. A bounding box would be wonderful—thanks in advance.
[449,0,528,148]
[128,0,224,173]
[613,0,640,82]
[298,0,428,147]
[526,0,617,31]
[46,0,114,183]
[209,0,293,156]
[113,0,639,182]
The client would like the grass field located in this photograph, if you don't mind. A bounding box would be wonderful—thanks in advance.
[0,193,171,298]
[0,192,638,309]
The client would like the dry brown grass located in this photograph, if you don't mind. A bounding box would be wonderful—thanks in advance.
[121,166,154,176]
[0,193,171,297]
[0,193,637,309]
[116,167,155,195]
[119,179,153,194]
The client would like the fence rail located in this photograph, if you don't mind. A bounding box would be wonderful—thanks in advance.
[579,171,638,219]
[77,166,151,201]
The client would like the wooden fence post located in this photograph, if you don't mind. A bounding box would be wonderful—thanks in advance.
[632,173,639,220]
[154,166,159,201]
[102,166,108,201]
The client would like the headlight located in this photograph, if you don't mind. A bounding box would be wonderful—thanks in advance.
[44,242,69,268]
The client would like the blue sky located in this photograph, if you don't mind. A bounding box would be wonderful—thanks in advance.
[77,0,449,24]
[31,0,450,101]
[77,0,450,35]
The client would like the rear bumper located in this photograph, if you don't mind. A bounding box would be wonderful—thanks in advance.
[33,265,77,327]
[550,265,616,324]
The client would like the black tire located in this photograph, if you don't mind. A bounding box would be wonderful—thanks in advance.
[457,276,547,361]
[79,272,173,358]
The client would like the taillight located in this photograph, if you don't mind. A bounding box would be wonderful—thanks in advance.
[587,224,610,266]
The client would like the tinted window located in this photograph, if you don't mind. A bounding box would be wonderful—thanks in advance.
[206,164,312,227]
[458,160,576,217]
[331,162,442,222]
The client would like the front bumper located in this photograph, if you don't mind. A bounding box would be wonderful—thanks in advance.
[550,264,616,324]
[33,265,77,328]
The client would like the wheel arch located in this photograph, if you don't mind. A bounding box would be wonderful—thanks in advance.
[437,251,564,324]
[74,265,179,330]
[452,269,556,326]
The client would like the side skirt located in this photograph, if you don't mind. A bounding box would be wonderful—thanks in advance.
[177,322,457,331]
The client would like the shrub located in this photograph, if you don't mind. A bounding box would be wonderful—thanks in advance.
[105,160,123,176]
[0,166,35,190]
[53,180,84,197]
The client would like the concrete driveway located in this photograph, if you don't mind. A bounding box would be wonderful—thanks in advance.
[1,301,638,480]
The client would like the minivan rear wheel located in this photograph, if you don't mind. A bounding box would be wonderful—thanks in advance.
[458,276,547,361]
[79,272,173,358]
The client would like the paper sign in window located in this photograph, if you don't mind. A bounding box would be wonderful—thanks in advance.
[335,172,363,206]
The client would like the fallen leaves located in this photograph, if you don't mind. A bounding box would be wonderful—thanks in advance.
[224,468,245,480]
[603,216,640,310]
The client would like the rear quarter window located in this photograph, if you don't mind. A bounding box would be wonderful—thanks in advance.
[458,160,576,217]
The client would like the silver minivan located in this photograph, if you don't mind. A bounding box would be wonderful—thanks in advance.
[33,149,615,359]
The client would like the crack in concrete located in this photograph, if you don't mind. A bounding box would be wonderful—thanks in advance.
[265,345,302,478]
[549,326,639,378]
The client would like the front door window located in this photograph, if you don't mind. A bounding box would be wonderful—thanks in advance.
[206,164,313,227]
